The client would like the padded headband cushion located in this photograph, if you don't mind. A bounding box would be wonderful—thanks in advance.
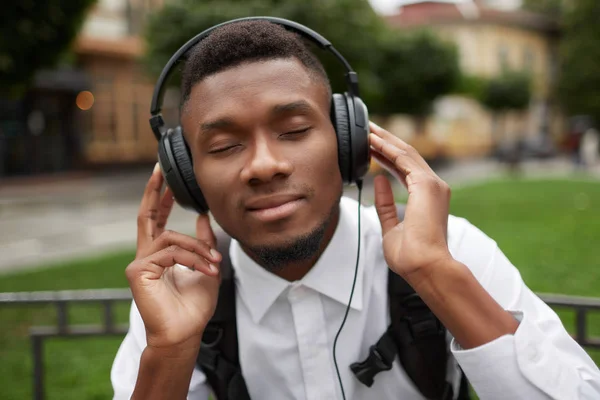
[169,127,208,212]
[332,93,352,183]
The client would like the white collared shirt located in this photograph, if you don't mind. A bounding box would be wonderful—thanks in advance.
[112,197,600,399]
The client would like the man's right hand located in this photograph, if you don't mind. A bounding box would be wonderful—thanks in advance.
[126,163,222,351]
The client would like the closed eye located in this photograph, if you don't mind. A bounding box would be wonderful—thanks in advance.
[281,127,311,138]
[207,144,240,154]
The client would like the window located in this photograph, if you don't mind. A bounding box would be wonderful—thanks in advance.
[523,46,536,71]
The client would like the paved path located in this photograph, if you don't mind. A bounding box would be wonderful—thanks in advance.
[1,157,598,274]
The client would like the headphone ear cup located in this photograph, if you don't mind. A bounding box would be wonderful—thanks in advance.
[348,95,370,182]
[158,127,209,214]
[331,93,352,184]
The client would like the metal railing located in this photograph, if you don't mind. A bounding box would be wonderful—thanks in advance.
[1,289,599,400]
[536,293,600,349]
[0,289,132,400]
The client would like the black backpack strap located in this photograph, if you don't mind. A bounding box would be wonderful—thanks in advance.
[351,204,469,400]
[350,275,454,400]
[196,231,251,400]
[388,270,452,400]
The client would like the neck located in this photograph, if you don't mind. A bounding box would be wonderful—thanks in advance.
[244,205,340,282]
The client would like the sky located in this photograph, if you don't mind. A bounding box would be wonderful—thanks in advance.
[368,0,523,15]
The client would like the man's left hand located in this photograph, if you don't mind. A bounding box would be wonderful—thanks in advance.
[369,121,454,287]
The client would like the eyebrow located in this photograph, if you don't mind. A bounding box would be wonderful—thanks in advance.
[199,118,236,136]
[271,100,314,116]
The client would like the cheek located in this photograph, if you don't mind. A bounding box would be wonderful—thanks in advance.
[193,161,234,210]
[302,131,343,191]
[319,131,342,174]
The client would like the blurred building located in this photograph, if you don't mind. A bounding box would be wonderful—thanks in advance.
[0,68,91,177]
[0,0,176,178]
[0,0,565,178]
[74,0,177,166]
[384,0,562,158]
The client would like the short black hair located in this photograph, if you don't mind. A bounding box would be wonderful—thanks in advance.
[180,20,331,111]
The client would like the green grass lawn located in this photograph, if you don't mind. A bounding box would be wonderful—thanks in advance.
[0,253,135,400]
[1,177,600,399]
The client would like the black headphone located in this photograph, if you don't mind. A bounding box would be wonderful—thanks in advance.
[149,16,370,214]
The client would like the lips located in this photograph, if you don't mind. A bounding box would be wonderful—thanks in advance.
[245,194,303,210]
[245,194,305,222]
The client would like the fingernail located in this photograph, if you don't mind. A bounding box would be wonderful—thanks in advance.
[210,248,219,260]
[209,264,218,274]
[370,121,382,130]
[153,162,160,174]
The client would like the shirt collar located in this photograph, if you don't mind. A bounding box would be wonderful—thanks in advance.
[230,196,365,324]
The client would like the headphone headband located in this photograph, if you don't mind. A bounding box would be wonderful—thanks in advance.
[149,16,360,140]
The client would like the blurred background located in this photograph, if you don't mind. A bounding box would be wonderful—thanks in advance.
[1,0,599,399]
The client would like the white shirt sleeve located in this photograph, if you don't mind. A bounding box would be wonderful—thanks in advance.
[448,217,600,400]
[110,301,212,400]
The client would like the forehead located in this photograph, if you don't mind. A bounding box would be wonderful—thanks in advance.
[184,58,329,121]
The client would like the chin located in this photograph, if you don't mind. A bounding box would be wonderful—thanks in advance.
[243,222,328,271]
[249,223,320,248]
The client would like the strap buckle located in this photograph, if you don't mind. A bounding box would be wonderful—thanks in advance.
[202,325,224,348]
[350,343,395,387]
[198,325,224,373]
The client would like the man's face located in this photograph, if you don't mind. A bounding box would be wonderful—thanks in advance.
[181,58,343,255]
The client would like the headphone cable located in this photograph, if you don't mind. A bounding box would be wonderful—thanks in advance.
[332,179,363,400]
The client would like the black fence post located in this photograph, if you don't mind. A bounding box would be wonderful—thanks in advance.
[32,335,44,400]
[576,308,587,346]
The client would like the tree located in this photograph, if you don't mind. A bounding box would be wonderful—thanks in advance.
[522,0,564,18]
[142,0,386,108]
[0,0,97,96]
[374,29,460,134]
[141,0,460,119]
[480,71,532,150]
[481,71,531,112]
[557,0,600,125]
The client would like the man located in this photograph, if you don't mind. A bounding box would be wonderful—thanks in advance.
[111,20,600,399]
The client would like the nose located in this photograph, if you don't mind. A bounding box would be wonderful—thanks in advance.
[240,134,293,185]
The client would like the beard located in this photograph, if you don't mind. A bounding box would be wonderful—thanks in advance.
[243,199,340,272]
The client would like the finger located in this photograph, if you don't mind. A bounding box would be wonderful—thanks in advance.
[137,163,164,249]
[196,213,217,250]
[369,121,409,150]
[156,186,175,232]
[374,175,400,236]
[152,246,218,277]
[148,230,221,264]
[126,246,219,283]
[369,122,435,174]
[369,133,421,178]
[372,151,408,188]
